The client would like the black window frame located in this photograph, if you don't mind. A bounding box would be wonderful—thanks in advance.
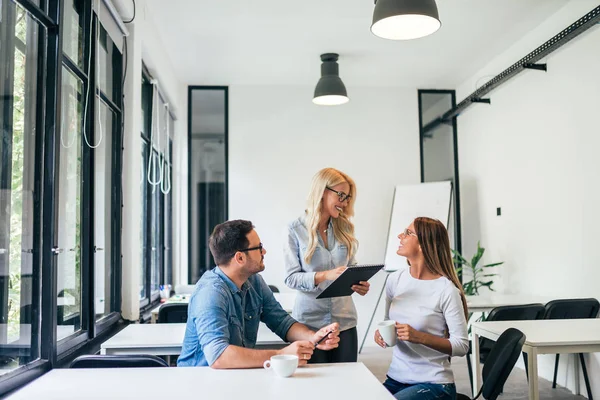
[0,0,124,394]
[417,89,462,258]
[139,66,173,314]
[187,86,229,284]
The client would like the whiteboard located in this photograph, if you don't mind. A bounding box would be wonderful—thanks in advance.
[383,181,452,272]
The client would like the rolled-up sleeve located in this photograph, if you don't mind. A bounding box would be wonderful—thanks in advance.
[190,286,231,366]
[441,285,469,357]
[283,226,318,292]
[257,276,297,340]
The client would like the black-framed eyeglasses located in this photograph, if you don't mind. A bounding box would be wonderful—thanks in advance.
[326,187,351,202]
[240,243,263,253]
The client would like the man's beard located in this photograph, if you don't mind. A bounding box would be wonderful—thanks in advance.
[247,258,265,274]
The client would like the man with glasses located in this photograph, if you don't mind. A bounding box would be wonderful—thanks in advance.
[178,219,340,368]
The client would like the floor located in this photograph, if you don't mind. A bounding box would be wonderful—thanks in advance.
[358,346,588,400]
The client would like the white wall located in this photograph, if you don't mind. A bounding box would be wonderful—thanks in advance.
[115,0,186,320]
[456,0,600,396]
[228,85,420,346]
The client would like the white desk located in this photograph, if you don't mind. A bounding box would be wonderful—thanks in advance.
[6,362,394,400]
[471,319,600,400]
[149,292,296,323]
[466,294,557,313]
[100,322,285,356]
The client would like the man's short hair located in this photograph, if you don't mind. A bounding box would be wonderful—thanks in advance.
[209,220,254,266]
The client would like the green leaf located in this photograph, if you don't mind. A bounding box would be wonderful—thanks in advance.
[482,273,498,277]
[451,250,468,265]
[483,262,504,268]
[471,242,485,267]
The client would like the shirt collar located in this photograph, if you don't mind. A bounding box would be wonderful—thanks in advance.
[214,266,250,294]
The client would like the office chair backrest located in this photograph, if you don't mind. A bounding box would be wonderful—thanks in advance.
[480,328,526,400]
[486,303,546,321]
[158,303,189,324]
[268,285,280,293]
[544,298,599,320]
[478,303,543,359]
[70,354,169,368]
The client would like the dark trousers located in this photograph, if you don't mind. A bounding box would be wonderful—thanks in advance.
[383,376,457,400]
[308,327,358,364]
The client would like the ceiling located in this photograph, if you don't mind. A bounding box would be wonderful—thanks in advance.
[146,0,568,88]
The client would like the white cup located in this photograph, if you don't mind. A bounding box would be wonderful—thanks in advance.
[377,320,397,347]
[263,355,299,378]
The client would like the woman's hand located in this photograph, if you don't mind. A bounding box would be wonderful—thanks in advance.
[374,329,386,348]
[396,323,422,344]
[326,266,347,281]
[351,281,370,296]
[316,266,347,285]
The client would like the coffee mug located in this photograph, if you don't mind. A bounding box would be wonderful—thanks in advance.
[377,320,397,347]
[263,355,299,378]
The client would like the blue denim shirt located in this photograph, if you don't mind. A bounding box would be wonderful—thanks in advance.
[283,216,358,332]
[177,267,297,367]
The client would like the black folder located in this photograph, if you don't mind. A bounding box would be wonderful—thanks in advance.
[316,264,384,299]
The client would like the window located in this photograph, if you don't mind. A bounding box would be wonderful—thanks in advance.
[93,21,122,323]
[418,90,461,254]
[140,71,173,310]
[56,66,83,340]
[188,87,228,283]
[0,0,46,376]
[0,0,124,393]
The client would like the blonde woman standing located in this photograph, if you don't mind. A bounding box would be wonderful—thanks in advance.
[283,168,370,363]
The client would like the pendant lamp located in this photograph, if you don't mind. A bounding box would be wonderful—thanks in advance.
[371,0,441,40]
[313,53,349,106]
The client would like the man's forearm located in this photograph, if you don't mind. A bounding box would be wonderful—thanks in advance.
[211,345,279,369]
[285,322,315,342]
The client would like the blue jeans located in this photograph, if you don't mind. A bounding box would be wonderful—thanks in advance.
[383,376,456,400]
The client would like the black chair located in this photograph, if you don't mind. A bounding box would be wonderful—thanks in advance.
[544,298,599,400]
[466,303,545,388]
[458,328,526,400]
[268,285,280,293]
[70,354,169,368]
[157,303,188,324]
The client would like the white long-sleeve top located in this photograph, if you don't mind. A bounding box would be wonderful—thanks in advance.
[384,267,469,384]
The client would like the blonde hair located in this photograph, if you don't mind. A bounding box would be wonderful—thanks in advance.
[414,217,469,320]
[304,168,357,264]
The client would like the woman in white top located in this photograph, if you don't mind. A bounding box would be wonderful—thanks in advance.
[374,217,469,400]
[283,168,370,363]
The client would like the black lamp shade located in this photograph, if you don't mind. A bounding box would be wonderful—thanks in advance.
[371,0,441,40]
[313,53,349,106]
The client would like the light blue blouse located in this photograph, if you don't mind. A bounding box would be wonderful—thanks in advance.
[283,216,358,332]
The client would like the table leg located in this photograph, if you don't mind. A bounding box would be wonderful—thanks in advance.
[472,331,481,397]
[525,346,539,400]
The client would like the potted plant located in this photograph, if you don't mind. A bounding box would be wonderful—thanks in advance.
[451,242,503,296]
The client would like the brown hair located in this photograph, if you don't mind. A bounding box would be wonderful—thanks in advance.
[414,217,468,320]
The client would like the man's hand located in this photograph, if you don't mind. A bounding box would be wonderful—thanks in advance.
[351,281,370,296]
[278,341,314,366]
[396,323,422,344]
[312,322,340,350]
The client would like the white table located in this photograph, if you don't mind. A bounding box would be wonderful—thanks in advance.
[466,294,556,313]
[6,362,394,400]
[100,322,285,356]
[471,319,600,400]
[149,292,296,323]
